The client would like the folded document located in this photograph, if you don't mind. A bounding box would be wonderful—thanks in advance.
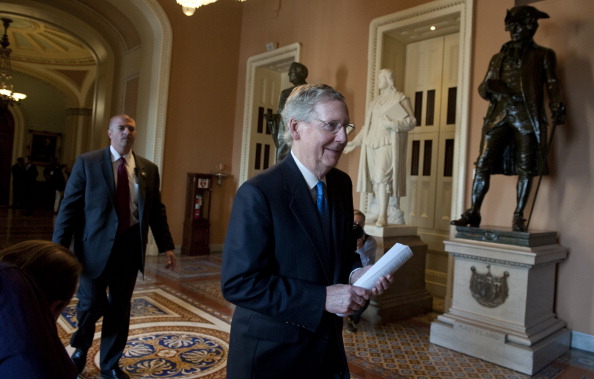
[353,243,413,290]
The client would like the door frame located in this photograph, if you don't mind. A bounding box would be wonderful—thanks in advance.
[366,0,474,237]
[239,42,301,185]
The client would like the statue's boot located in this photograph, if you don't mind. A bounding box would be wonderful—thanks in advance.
[450,209,481,227]
[376,183,388,227]
[512,212,527,232]
[512,176,532,232]
[376,215,387,227]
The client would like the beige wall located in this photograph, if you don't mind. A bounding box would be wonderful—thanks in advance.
[157,0,594,337]
[158,0,244,247]
[230,0,431,182]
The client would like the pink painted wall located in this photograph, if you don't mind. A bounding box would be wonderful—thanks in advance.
[157,0,594,337]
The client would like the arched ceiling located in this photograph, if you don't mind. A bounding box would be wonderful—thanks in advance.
[1,0,143,106]
[5,16,94,65]
[1,14,96,106]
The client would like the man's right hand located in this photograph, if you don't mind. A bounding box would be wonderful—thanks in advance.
[325,284,370,315]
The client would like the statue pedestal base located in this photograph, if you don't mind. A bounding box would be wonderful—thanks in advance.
[362,224,432,324]
[430,228,569,375]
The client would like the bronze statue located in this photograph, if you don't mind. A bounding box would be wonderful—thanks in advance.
[265,62,308,162]
[451,5,565,232]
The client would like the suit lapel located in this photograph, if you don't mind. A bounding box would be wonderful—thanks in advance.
[101,148,117,208]
[134,153,146,223]
[327,169,347,282]
[283,156,334,283]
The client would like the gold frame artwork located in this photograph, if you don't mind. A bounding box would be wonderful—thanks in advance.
[28,130,62,165]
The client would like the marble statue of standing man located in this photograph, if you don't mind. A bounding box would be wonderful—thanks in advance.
[344,69,416,226]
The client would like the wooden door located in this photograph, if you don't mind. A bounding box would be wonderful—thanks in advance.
[402,33,458,233]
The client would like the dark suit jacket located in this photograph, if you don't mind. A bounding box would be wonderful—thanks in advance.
[221,154,357,378]
[53,147,174,279]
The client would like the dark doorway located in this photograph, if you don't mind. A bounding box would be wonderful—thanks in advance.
[0,109,15,206]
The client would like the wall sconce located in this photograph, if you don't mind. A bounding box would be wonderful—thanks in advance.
[213,163,227,186]
[176,0,247,16]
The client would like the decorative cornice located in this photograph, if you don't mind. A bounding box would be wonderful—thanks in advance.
[451,252,533,269]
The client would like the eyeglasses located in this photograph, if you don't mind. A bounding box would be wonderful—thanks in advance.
[315,119,355,135]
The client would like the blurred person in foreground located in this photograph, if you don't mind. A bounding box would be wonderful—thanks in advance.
[0,240,81,379]
[222,83,392,379]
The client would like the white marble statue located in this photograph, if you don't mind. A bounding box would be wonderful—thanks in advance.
[344,69,416,226]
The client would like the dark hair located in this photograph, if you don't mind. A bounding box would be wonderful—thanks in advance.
[0,240,81,306]
[354,209,366,222]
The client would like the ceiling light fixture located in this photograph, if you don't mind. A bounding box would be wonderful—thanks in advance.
[177,0,246,17]
[0,18,26,108]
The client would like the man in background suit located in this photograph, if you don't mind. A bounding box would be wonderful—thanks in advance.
[222,84,392,379]
[53,114,176,379]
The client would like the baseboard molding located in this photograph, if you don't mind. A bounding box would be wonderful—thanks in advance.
[572,331,594,353]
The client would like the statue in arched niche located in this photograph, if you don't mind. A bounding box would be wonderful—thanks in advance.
[344,68,416,227]
[265,62,308,162]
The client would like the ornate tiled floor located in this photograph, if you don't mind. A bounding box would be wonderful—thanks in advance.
[2,206,594,378]
[57,253,594,378]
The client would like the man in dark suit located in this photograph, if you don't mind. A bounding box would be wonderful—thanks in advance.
[53,114,176,379]
[10,157,26,208]
[451,5,565,231]
[222,84,392,379]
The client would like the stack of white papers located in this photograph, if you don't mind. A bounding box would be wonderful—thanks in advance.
[353,243,413,290]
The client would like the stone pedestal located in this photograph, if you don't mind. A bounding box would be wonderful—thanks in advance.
[430,228,570,375]
[361,224,432,324]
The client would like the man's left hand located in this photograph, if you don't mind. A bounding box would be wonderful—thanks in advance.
[351,265,394,296]
[165,250,176,270]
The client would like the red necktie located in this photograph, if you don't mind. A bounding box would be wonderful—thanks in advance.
[117,157,130,234]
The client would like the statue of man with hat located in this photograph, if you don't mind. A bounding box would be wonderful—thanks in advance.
[451,5,566,232]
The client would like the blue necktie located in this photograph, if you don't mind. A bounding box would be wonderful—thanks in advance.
[316,181,328,218]
[316,180,334,271]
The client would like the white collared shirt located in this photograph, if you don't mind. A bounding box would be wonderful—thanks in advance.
[291,151,360,290]
[291,150,326,203]
[110,145,139,225]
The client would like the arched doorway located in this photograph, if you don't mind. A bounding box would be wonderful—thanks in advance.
[0,0,171,231]
[1,0,171,169]
[239,42,301,185]
[365,0,474,310]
